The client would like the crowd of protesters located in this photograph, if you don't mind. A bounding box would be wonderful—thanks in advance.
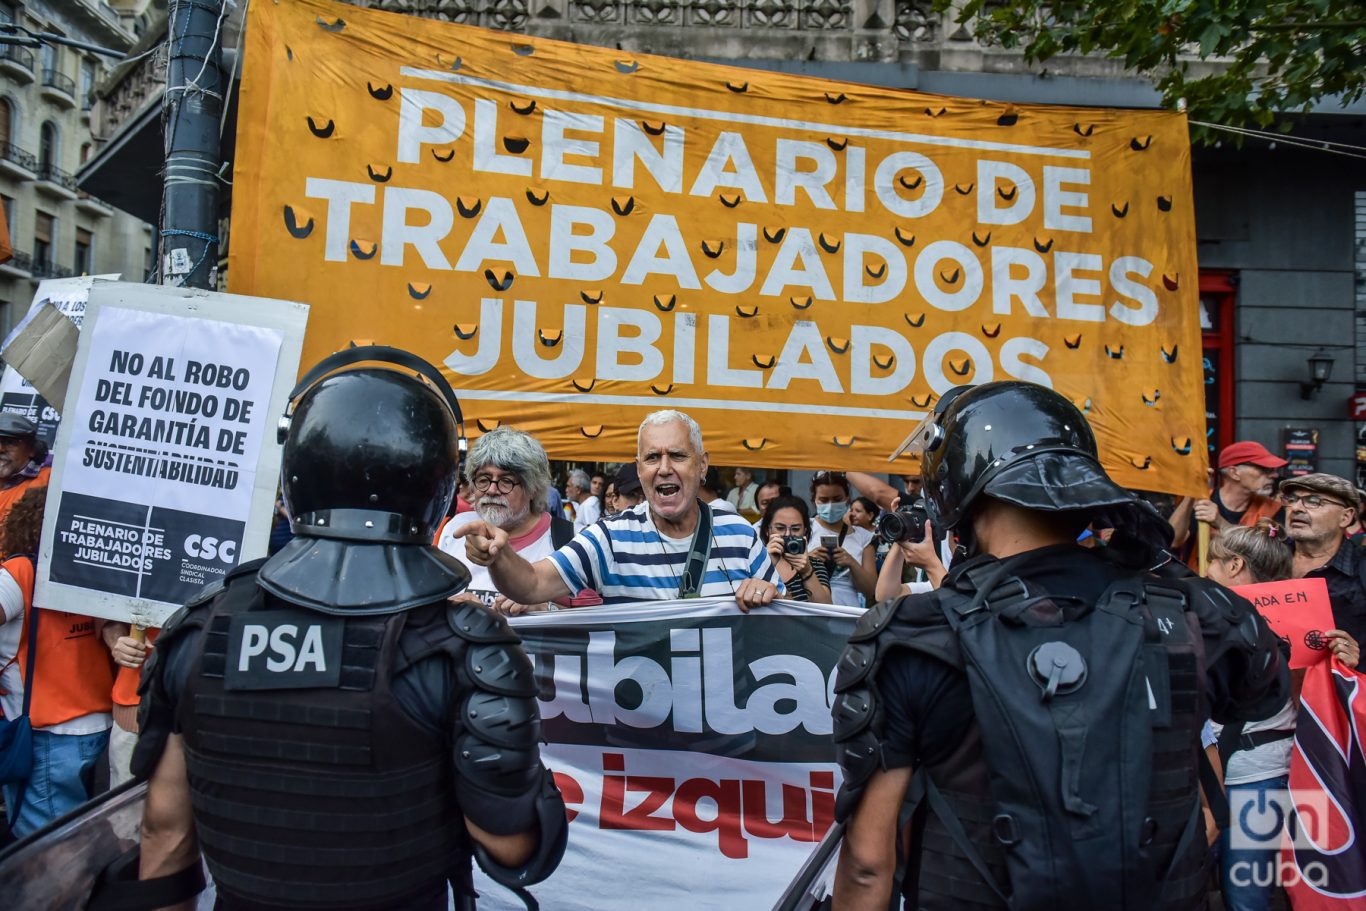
[0,402,1363,911]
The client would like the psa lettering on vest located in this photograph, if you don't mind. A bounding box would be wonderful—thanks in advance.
[225,610,343,690]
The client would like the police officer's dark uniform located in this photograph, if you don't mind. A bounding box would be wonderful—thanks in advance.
[832,382,1288,911]
[133,348,567,910]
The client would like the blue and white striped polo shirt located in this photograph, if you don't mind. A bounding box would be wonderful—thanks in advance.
[549,502,782,604]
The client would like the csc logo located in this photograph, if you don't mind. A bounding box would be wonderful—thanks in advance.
[184,535,237,562]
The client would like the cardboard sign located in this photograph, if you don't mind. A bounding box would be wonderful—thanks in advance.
[229,0,1206,491]
[1234,577,1336,668]
[0,276,113,449]
[35,283,309,626]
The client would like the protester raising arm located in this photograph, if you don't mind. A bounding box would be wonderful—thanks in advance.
[457,519,574,606]
[845,472,901,515]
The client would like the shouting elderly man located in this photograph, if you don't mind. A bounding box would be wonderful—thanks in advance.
[459,410,781,610]
[438,426,574,615]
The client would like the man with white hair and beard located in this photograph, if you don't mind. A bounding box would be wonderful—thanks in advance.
[437,426,574,615]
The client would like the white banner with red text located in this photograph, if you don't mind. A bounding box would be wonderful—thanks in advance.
[472,598,861,910]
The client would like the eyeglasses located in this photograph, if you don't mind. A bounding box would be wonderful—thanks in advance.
[472,474,521,494]
[1280,493,1349,510]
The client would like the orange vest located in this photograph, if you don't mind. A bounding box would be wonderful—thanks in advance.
[0,467,50,524]
[1185,491,1284,571]
[1237,493,1283,528]
[112,628,160,706]
[9,556,115,728]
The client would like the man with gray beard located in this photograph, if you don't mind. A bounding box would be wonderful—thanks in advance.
[437,426,574,615]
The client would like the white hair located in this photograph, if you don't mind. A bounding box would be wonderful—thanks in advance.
[637,410,704,455]
[464,426,552,514]
[567,468,591,492]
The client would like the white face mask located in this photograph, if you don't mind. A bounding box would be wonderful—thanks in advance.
[815,501,848,524]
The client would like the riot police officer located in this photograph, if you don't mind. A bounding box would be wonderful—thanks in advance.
[131,347,567,910]
[831,382,1288,911]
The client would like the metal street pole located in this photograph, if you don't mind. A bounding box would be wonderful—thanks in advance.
[159,0,225,290]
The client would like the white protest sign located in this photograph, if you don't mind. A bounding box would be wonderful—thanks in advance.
[475,598,860,911]
[36,283,308,625]
[0,274,117,448]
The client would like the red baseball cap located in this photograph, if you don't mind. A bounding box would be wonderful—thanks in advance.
[1217,441,1288,470]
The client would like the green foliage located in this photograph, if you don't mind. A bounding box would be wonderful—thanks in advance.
[936,0,1366,138]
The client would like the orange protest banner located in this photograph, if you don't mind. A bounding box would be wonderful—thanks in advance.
[1234,577,1336,669]
[229,0,1206,489]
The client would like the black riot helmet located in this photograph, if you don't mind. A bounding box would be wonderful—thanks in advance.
[892,381,1136,531]
[260,346,471,615]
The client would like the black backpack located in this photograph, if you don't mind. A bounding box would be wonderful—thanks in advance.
[834,553,1210,911]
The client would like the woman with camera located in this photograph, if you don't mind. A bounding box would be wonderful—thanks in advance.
[809,471,879,607]
[760,496,832,604]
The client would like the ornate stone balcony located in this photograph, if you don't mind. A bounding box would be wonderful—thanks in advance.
[0,44,36,84]
[0,141,39,181]
[41,68,78,109]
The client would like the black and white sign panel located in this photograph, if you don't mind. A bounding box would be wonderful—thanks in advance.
[36,283,308,625]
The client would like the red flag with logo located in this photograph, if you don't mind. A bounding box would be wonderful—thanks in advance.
[1282,659,1366,907]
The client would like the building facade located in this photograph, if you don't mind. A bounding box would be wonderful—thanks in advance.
[79,0,1366,480]
[0,0,154,335]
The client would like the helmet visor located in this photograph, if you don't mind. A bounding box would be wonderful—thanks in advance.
[888,413,942,463]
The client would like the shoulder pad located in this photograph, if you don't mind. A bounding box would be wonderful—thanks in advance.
[836,591,958,692]
[158,595,213,640]
[467,639,537,697]
[448,601,521,644]
[1172,576,1247,630]
[225,556,267,584]
[460,688,542,751]
[182,580,224,613]
[849,596,901,643]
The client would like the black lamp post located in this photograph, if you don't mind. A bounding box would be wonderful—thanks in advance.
[1301,350,1335,400]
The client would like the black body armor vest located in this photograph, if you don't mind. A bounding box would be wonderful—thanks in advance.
[175,569,470,911]
[834,556,1214,911]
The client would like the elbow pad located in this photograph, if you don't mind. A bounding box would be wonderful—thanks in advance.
[130,600,211,780]
[1182,578,1290,723]
[452,627,547,834]
[472,767,569,890]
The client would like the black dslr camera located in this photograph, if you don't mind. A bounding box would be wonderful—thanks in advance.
[876,501,929,545]
[782,535,807,555]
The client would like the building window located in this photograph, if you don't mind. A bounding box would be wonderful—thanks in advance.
[38,121,57,171]
[80,142,91,164]
[40,43,58,76]
[0,2,15,25]
[34,211,54,269]
[0,97,12,148]
[81,58,97,111]
[75,227,92,275]
[144,246,153,280]
[1,195,14,237]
